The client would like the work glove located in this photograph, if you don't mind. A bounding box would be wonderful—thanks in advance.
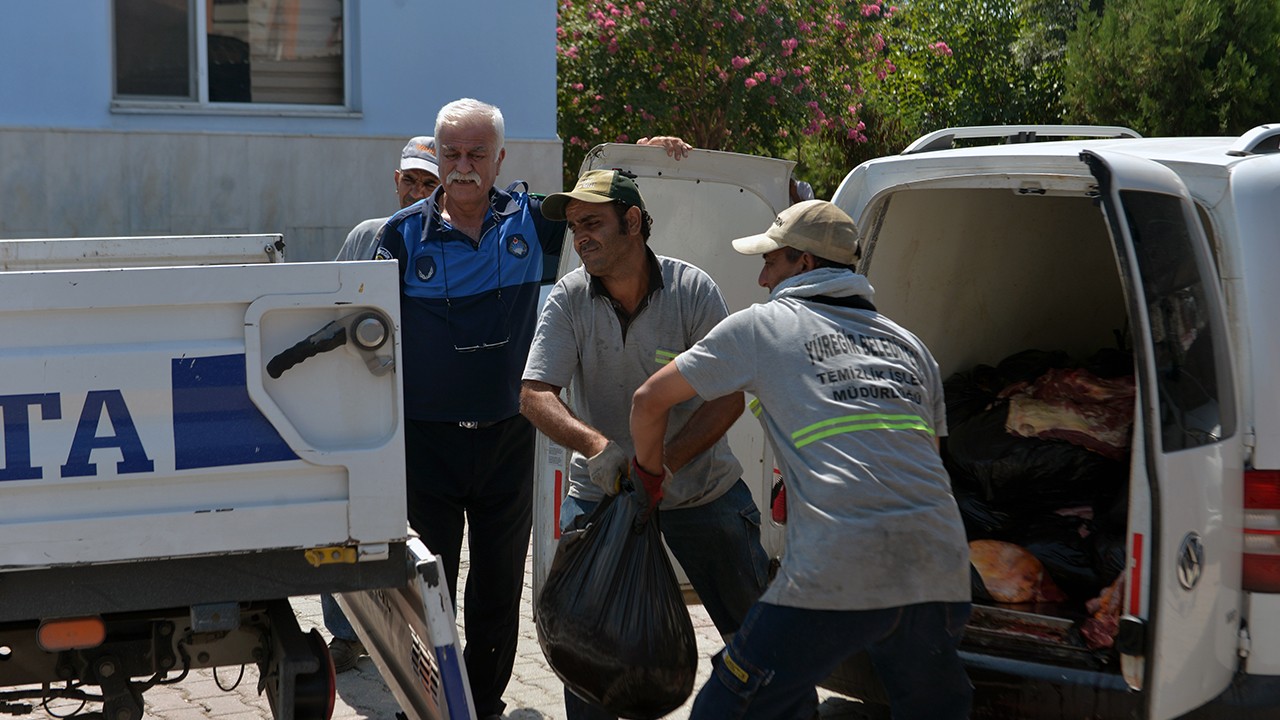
[586,441,629,495]
[630,456,670,528]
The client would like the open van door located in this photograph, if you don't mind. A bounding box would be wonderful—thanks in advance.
[1083,149,1243,720]
[531,144,795,597]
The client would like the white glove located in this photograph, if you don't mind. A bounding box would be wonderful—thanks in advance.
[586,441,629,495]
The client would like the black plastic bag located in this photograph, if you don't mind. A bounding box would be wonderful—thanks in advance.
[945,403,1125,513]
[535,489,697,719]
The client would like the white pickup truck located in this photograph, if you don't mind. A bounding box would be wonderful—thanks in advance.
[0,235,471,720]
[534,126,1280,719]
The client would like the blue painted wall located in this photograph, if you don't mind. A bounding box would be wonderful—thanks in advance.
[0,1,558,141]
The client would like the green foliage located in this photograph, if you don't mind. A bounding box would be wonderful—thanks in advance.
[869,0,1072,133]
[556,0,900,192]
[1062,0,1280,135]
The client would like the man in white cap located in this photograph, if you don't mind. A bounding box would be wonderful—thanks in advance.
[334,135,440,261]
[630,200,973,720]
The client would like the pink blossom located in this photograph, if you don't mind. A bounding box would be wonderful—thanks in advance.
[770,74,782,86]
[670,8,677,17]
[635,1,645,10]
[872,33,885,52]
[603,18,616,29]
[730,9,745,22]
[718,70,730,81]
[886,61,897,73]
[756,3,768,14]
[861,3,881,17]
[616,133,629,142]
[640,17,651,26]
[745,78,758,88]
[712,21,724,29]
[731,55,751,69]
[624,104,633,112]
[886,5,898,17]
[779,128,789,138]
[875,68,887,80]
[572,82,585,91]
[607,39,619,54]
[806,100,820,111]
[767,95,777,105]
[565,46,580,59]
[929,41,953,57]
[753,71,767,83]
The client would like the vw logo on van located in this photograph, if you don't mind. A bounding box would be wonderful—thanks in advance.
[1178,533,1205,590]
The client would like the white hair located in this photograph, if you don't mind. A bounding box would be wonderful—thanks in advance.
[435,98,505,150]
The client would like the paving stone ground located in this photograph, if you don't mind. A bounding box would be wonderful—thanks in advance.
[15,540,878,720]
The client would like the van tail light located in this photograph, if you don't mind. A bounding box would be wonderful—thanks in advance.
[1243,470,1280,592]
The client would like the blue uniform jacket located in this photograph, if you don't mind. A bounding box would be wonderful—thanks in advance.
[376,183,565,422]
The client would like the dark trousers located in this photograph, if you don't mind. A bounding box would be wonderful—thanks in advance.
[691,600,973,720]
[405,415,535,719]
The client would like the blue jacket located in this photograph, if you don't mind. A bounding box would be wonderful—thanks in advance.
[377,183,565,422]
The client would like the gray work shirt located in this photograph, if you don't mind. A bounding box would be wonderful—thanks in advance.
[676,268,970,611]
[335,217,387,261]
[523,252,744,508]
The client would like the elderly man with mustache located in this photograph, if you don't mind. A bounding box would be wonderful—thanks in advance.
[373,98,687,718]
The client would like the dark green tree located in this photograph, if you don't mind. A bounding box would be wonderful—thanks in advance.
[1062,0,1280,135]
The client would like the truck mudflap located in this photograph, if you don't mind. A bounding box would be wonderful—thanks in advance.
[337,538,475,720]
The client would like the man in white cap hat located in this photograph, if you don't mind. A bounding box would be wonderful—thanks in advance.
[333,135,440,261]
[630,200,972,720]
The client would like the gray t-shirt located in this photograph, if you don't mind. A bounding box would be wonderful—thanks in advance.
[335,217,387,261]
[676,268,970,611]
[523,253,744,508]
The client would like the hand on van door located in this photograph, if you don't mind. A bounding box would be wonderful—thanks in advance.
[636,136,692,160]
[588,441,630,495]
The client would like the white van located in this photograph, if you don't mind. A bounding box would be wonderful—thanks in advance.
[532,124,1280,719]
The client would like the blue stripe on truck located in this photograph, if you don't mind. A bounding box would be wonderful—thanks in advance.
[172,354,299,469]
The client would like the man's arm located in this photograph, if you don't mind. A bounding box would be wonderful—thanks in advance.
[663,391,744,471]
[631,362,701,474]
[519,380,607,457]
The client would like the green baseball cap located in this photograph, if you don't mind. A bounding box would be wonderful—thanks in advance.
[541,169,646,221]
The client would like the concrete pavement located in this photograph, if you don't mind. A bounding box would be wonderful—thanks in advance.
[17,542,879,720]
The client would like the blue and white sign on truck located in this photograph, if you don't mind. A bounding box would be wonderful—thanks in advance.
[0,235,472,720]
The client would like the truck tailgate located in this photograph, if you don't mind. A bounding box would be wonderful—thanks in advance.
[0,260,405,570]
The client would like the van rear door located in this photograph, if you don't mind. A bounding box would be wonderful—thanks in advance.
[1083,149,1242,720]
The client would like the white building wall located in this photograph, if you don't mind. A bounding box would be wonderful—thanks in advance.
[0,2,562,260]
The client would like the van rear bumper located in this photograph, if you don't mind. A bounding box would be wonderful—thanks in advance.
[962,653,1280,720]
[826,649,1280,718]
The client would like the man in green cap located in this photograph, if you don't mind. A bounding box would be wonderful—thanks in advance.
[521,167,770,720]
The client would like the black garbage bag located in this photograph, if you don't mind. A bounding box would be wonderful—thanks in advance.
[535,489,697,719]
[945,403,1126,513]
[955,490,1016,539]
[1016,513,1106,601]
[944,349,1071,428]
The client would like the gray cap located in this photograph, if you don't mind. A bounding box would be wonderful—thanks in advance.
[400,136,439,176]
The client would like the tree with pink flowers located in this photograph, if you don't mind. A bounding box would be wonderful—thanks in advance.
[556,0,903,190]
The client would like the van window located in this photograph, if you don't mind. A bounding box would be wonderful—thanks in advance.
[1122,191,1235,451]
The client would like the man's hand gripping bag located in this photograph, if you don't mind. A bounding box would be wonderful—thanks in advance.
[535,489,697,719]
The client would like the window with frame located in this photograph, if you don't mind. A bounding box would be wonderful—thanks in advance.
[1123,190,1236,452]
[113,0,345,106]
